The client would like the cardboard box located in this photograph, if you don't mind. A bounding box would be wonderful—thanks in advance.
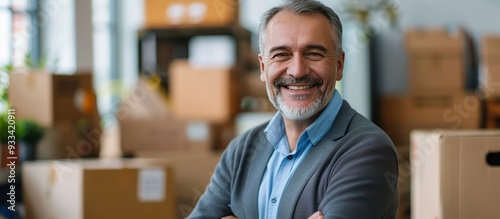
[169,60,239,123]
[405,29,466,93]
[405,29,464,57]
[120,119,222,154]
[36,119,101,160]
[379,92,481,145]
[8,71,98,127]
[134,150,222,219]
[410,130,500,219]
[482,35,500,57]
[22,158,176,219]
[120,117,187,152]
[409,56,464,92]
[117,78,217,154]
[144,0,238,28]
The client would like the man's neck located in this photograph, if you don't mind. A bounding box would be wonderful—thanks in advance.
[283,116,316,152]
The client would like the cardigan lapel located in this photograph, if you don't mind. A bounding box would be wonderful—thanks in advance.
[278,101,357,218]
[240,132,275,218]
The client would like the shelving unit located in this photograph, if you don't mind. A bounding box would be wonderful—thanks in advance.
[137,25,254,92]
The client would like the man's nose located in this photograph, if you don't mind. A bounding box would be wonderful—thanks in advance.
[286,55,309,78]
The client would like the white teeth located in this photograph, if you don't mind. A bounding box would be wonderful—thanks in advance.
[288,85,312,90]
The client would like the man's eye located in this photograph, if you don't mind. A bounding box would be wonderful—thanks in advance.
[307,52,322,57]
[272,53,288,58]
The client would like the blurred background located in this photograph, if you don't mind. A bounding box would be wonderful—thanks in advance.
[1,0,500,218]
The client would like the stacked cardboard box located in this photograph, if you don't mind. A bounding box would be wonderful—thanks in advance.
[378,29,481,219]
[410,130,500,219]
[8,71,101,159]
[134,150,221,218]
[406,29,466,94]
[22,158,176,219]
[379,29,480,146]
[117,78,228,218]
[168,60,239,150]
[118,77,223,155]
[169,60,240,124]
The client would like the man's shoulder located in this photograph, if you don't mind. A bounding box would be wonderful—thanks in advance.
[224,121,270,155]
[334,102,395,151]
[235,121,269,142]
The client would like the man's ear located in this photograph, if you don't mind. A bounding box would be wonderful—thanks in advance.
[336,51,345,81]
[258,54,266,82]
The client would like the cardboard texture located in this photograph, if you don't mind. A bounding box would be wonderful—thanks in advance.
[410,130,500,219]
[22,159,176,219]
[133,150,222,219]
[117,78,216,154]
[379,93,481,145]
[8,72,98,127]
[482,35,500,57]
[405,29,466,93]
[144,0,238,28]
[409,56,464,92]
[169,60,239,123]
[405,29,464,57]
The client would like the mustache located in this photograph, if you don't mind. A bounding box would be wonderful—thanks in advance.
[274,77,323,87]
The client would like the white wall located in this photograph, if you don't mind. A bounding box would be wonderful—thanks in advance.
[40,0,77,73]
[117,0,143,90]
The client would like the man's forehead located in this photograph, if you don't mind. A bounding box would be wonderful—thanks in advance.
[262,11,334,53]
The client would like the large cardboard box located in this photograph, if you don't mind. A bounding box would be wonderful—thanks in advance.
[8,71,98,127]
[22,158,176,219]
[405,29,464,56]
[410,130,500,219]
[117,78,217,154]
[144,0,238,28]
[481,35,500,58]
[379,92,481,145]
[169,60,239,123]
[405,29,466,93]
[120,119,222,154]
[409,56,465,92]
[134,150,221,219]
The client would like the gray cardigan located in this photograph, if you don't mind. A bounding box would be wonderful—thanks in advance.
[188,101,399,218]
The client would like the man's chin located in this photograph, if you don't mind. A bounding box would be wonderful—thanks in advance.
[278,104,320,121]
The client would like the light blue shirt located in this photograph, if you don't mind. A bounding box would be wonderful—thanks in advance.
[258,90,343,219]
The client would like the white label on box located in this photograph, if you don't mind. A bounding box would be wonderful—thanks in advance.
[138,168,165,202]
[188,2,207,23]
[186,122,209,141]
[166,4,185,24]
[189,35,236,68]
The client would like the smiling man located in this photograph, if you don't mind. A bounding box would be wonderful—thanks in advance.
[187,1,399,218]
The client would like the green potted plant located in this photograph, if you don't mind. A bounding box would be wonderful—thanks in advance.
[17,119,45,161]
[0,114,9,145]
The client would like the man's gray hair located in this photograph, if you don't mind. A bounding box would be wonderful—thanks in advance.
[258,0,343,55]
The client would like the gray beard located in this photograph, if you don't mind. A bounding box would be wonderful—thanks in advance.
[266,81,324,121]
